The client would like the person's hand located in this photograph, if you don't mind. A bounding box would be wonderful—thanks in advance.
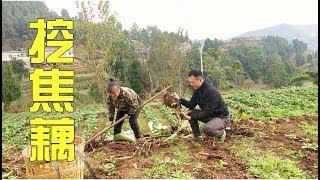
[179,112,191,120]
[123,114,130,119]
[108,121,113,127]
[186,109,192,115]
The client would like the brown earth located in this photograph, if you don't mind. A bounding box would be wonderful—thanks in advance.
[81,115,318,179]
[230,115,318,177]
[4,115,318,179]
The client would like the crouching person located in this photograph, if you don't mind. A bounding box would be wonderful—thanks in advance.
[175,70,230,144]
[106,79,142,141]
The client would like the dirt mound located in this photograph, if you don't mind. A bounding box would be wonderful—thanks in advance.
[188,139,255,179]
[83,138,254,179]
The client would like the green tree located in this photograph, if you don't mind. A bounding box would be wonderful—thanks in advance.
[283,60,296,76]
[264,53,289,88]
[143,26,190,95]
[291,38,307,54]
[10,59,28,80]
[125,60,149,96]
[229,45,267,82]
[187,42,201,70]
[202,55,228,90]
[75,0,119,105]
[313,50,318,68]
[2,62,22,110]
[243,79,255,89]
[90,81,101,103]
[203,38,223,60]
[262,36,290,60]
[220,53,245,89]
[306,54,313,64]
[290,71,318,86]
[107,22,127,81]
[305,70,318,84]
[295,54,306,66]
[61,9,71,19]
[231,60,242,89]
[290,74,310,86]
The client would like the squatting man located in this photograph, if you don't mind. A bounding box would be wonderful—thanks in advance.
[175,69,231,144]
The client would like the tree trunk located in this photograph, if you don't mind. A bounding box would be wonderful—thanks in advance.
[178,63,182,96]
[234,71,237,89]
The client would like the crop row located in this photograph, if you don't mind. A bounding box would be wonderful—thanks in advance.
[225,85,318,120]
[157,104,179,126]
[142,105,164,131]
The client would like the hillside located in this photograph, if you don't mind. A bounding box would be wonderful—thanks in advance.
[2,1,65,51]
[235,23,318,50]
[222,37,263,49]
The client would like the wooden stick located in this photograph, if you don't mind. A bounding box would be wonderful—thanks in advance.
[117,152,136,160]
[199,152,210,156]
[199,152,224,159]
[85,85,172,145]
[136,85,173,110]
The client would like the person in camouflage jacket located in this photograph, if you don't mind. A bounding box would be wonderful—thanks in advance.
[106,79,142,140]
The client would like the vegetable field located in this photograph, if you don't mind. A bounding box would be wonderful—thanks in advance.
[225,85,318,120]
[2,85,318,179]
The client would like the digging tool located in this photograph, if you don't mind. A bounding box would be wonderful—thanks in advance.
[85,85,173,145]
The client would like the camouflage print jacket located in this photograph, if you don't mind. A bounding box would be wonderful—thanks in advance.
[107,87,140,122]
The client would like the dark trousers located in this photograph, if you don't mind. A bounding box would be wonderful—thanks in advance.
[188,109,230,137]
[114,98,142,139]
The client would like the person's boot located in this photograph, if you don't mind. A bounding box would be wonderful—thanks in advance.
[184,134,203,142]
[226,121,231,131]
[215,130,227,144]
[193,136,204,142]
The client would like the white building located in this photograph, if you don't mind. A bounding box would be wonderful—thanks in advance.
[45,47,74,59]
[2,50,31,68]
[2,47,74,69]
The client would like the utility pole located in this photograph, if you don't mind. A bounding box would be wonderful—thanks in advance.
[200,45,203,73]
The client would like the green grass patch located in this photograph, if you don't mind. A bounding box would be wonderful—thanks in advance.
[193,141,202,149]
[298,121,318,137]
[171,170,193,179]
[143,163,169,178]
[247,154,309,179]
[172,144,192,165]
[301,142,318,151]
[253,131,266,138]
[280,147,305,159]
[213,160,228,170]
[93,151,106,160]
[142,142,194,179]
[230,138,311,179]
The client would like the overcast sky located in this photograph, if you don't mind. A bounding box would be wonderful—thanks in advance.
[37,0,318,40]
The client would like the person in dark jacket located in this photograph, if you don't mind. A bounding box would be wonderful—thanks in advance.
[106,79,142,141]
[174,70,230,143]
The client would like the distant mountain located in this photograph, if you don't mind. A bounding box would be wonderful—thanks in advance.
[234,23,318,50]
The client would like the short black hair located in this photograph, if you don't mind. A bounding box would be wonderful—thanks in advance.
[188,70,203,77]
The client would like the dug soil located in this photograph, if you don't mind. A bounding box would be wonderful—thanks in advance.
[7,116,318,179]
[82,115,318,179]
